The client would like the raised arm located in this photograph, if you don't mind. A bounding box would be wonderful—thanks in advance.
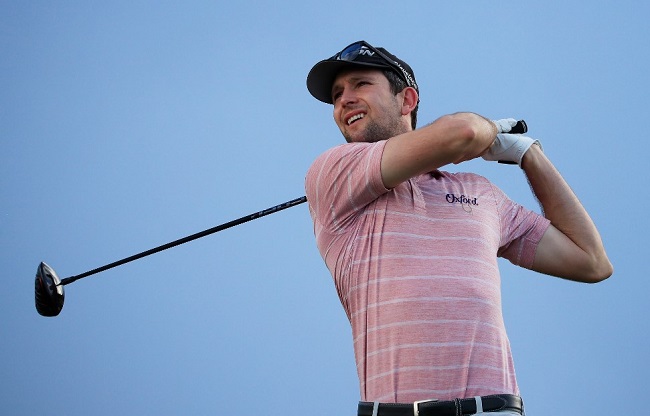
[522,145,613,282]
[381,112,497,189]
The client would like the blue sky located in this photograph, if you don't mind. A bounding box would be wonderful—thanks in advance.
[2,1,648,415]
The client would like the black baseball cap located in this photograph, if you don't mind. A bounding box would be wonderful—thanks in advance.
[307,40,418,104]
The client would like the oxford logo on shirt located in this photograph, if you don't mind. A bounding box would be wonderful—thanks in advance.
[446,193,479,213]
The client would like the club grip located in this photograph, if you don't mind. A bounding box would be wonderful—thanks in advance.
[509,119,527,134]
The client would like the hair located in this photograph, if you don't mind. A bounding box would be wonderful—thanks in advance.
[383,69,418,130]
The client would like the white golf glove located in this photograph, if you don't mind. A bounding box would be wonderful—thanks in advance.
[492,118,519,134]
[482,133,542,166]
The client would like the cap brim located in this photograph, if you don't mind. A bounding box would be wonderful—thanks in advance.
[306,59,390,104]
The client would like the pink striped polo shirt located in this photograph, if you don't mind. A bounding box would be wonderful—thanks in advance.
[305,141,550,403]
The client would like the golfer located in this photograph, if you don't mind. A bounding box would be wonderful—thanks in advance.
[304,40,612,416]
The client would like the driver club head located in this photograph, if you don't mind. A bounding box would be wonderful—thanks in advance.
[35,262,65,317]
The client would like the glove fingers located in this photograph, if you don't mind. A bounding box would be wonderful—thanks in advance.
[492,118,518,133]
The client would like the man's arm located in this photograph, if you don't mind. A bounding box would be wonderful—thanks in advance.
[522,144,613,283]
[381,112,496,189]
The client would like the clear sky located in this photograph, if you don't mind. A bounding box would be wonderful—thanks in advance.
[2,1,648,415]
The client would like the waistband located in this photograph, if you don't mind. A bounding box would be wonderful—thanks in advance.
[357,394,523,416]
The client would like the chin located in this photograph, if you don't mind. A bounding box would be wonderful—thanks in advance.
[343,130,369,143]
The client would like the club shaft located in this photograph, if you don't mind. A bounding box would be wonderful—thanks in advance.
[56,122,527,286]
[59,196,308,286]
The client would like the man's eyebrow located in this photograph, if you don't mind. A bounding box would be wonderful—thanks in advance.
[332,74,376,93]
[344,74,375,83]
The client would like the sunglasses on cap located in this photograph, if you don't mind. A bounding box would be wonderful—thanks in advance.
[334,41,418,92]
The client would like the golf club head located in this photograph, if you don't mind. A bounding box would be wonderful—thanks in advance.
[35,262,65,317]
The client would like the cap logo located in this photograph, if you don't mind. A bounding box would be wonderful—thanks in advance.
[357,47,375,57]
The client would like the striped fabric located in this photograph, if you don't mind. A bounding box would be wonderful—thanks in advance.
[305,141,550,403]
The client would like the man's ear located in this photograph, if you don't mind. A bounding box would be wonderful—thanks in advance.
[401,87,419,116]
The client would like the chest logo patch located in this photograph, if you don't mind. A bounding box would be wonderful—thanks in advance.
[446,193,479,212]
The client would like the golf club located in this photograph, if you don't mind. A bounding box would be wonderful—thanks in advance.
[34,119,528,317]
[35,196,307,317]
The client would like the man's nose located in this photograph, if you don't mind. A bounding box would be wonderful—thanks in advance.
[339,87,358,106]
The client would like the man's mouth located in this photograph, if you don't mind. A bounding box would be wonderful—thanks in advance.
[347,113,365,125]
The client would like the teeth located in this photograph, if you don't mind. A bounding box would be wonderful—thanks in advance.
[347,113,365,125]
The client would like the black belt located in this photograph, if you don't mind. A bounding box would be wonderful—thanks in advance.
[358,394,523,416]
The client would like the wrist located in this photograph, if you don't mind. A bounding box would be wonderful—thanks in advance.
[489,119,498,137]
[520,141,543,169]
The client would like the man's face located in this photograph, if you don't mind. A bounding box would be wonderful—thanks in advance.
[331,68,408,143]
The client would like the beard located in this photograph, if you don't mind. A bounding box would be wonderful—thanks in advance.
[343,112,407,143]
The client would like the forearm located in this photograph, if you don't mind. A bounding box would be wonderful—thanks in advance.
[381,113,496,188]
[522,145,613,281]
[442,112,498,164]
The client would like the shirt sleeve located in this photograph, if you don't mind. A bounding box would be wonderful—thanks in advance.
[305,141,390,233]
[492,184,551,269]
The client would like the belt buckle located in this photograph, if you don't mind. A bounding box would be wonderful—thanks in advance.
[413,398,438,416]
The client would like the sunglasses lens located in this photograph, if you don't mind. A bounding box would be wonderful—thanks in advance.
[338,42,363,62]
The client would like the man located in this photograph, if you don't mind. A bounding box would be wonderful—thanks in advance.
[304,40,613,416]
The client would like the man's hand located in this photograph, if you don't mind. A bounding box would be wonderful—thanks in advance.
[482,133,541,166]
